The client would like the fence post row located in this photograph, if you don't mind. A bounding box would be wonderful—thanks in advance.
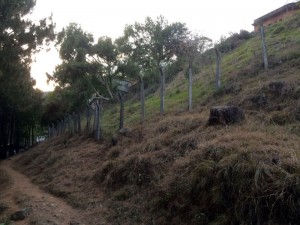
[46,28,271,141]
[47,92,109,141]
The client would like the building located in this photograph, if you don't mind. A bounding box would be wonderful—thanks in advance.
[253,2,300,32]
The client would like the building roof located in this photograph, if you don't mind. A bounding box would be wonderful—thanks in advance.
[253,2,300,26]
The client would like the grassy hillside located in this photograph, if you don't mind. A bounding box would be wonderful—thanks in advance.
[99,12,300,135]
[14,12,300,225]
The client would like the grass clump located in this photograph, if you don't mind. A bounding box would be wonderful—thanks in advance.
[94,156,154,190]
[155,151,300,225]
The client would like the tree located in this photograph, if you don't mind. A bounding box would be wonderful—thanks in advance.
[123,16,189,115]
[115,57,145,122]
[116,33,153,123]
[0,0,55,157]
[48,23,96,112]
[181,34,212,111]
[48,25,122,136]
[89,36,119,99]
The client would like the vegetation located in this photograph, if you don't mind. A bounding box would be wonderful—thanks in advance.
[43,16,208,127]
[0,169,11,224]
[0,0,55,158]
[13,12,300,225]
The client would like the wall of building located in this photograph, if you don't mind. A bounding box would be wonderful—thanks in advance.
[254,9,299,32]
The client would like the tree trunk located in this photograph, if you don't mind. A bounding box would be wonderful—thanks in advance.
[260,25,269,70]
[27,126,30,148]
[215,48,221,89]
[159,66,165,116]
[9,113,15,149]
[118,92,124,130]
[77,109,81,135]
[86,106,91,132]
[31,123,34,146]
[52,123,55,137]
[93,106,97,134]
[105,81,114,99]
[57,120,61,136]
[63,116,67,133]
[73,112,77,134]
[188,61,193,111]
[68,114,71,133]
[95,100,101,141]
[140,77,145,123]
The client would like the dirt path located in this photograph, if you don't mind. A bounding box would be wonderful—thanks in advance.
[0,156,87,225]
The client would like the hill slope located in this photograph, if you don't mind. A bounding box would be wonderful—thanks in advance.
[9,12,300,225]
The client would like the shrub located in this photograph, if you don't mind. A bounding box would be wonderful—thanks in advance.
[271,111,292,125]
[95,156,154,190]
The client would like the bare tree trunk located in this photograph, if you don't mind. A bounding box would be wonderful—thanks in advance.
[118,92,124,130]
[57,120,60,136]
[73,112,77,134]
[86,106,91,132]
[47,126,50,139]
[27,126,30,148]
[68,114,71,133]
[52,123,55,137]
[140,77,145,123]
[260,25,268,70]
[93,106,97,134]
[159,66,165,116]
[31,123,34,146]
[215,48,221,89]
[9,113,14,148]
[188,61,193,111]
[63,116,67,133]
[95,100,100,141]
[77,109,81,135]
[99,100,102,140]
[105,81,114,99]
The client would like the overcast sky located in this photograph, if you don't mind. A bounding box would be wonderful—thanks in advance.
[30,0,295,91]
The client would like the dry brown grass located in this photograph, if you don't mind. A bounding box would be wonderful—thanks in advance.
[0,168,11,191]
[13,107,300,224]
[0,168,11,223]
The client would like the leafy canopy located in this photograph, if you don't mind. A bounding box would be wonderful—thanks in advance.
[0,0,55,146]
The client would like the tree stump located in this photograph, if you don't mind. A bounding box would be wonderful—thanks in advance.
[208,106,245,126]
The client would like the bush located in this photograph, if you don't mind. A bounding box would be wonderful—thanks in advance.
[94,156,154,190]
[158,152,300,224]
[216,30,254,54]
[271,111,292,125]
[272,24,285,34]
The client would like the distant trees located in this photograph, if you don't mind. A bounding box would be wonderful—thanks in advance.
[45,24,129,136]
[45,16,213,136]
[0,0,55,157]
[48,23,96,111]
[90,36,120,99]
[119,16,189,116]
[212,30,253,90]
[181,34,212,110]
[46,24,118,125]
[215,30,253,54]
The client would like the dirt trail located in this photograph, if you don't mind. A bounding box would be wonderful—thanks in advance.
[0,156,87,225]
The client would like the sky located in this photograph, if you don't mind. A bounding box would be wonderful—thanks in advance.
[29,0,294,91]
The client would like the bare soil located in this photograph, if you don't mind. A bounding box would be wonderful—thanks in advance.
[0,155,87,225]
